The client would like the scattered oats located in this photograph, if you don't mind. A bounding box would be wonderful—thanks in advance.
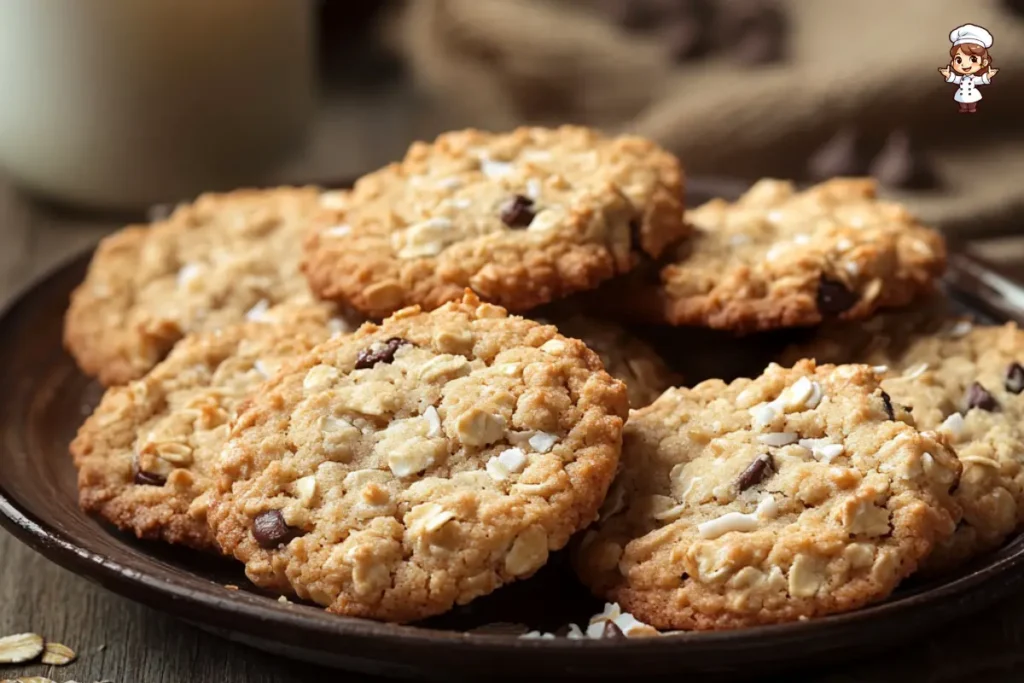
[323,224,351,237]
[244,298,270,322]
[0,633,44,663]
[525,178,543,200]
[940,412,966,440]
[872,365,889,374]
[799,438,845,463]
[539,339,567,354]
[652,502,687,522]
[480,157,514,179]
[224,584,240,590]
[278,595,291,604]
[175,262,203,288]
[528,432,558,453]
[758,432,798,447]
[902,362,929,379]
[40,642,76,666]
[584,602,659,638]
[319,191,348,209]
[960,455,1001,469]
[519,631,556,640]
[566,624,586,639]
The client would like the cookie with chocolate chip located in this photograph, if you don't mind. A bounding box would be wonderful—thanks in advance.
[595,178,946,332]
[64,187,362,386]
[574,360,961,630]
[301,126,687,319]
[785,318,1024,570]
[72,320,334,550]
[207,292,629,621]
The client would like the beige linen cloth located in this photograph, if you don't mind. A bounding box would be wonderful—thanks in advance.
[389,0,1024,235]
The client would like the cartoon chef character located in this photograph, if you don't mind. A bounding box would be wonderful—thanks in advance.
[939,24,999,113]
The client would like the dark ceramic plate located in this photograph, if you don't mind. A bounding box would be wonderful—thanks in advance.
[2,182,1024,681]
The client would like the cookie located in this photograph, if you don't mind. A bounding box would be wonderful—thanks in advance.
[785,317,1024,570]
[64,187,361,386]
[537,314,680,408]
[574,360,961,630]
[207,292,629,622]
[595,178,946,332]
[302,126,687,318]
[72,321,332,549]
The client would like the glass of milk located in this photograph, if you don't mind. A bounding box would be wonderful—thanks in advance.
[0,0,316,210]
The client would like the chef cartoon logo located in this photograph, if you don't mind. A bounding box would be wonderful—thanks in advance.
[939,24,998,114]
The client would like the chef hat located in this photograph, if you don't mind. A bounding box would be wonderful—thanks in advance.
[949,24,993,49]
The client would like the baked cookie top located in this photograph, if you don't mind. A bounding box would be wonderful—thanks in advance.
[208,292,629,622]
[600,178,945,332]
[574,360,961,630]
[72,321,332,550]
[538,314,681,408]
[786,318,1024,570]
[64,187,360,386]
[302,126,686,318]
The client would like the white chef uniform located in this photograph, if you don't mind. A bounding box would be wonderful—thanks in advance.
[946,24,994,104]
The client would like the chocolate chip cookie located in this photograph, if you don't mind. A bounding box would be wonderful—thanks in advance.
[537,315,680,408]
[785,318,1024,570]
[64,187,361,386]
[73,321,333,549]
[208,292,630,621]
[598,178,946,332]
[574,360,961,630]
[302,126,687,318]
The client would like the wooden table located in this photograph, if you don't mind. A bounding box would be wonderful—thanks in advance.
[4,83,1024,683]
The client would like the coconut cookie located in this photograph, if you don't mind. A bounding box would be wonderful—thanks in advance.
[574,360,961,631]
[302,126,687,318]
[600,178,945,332]
[207,292,629,622]
[538,315,680,408]
[64,187,361,386]
[72,321,333,550]
[787,319,1024,570]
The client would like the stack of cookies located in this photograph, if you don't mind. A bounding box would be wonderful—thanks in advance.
[63,125,1014,636]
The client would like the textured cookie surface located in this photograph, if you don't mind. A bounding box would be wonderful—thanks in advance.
[65,187,360,386]
[785,317,1024,569]
[574,360,961,630]
[538,315,680,408]
[302,126,686,318]
[208,293,629,621]
[72,321,332,549]
[600,178,945,332]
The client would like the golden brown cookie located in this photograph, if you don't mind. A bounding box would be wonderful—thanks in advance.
[574,360,961,630]
[73,320,332,550]
[302,126,687,318]
[208,292,629,622]
[785,316,1024,570]
[64,187,361,386]
[595,178,946,332]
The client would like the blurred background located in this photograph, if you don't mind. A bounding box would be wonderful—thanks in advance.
[0,0,1022,234]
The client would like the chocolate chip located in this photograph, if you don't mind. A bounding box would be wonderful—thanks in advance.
[602,621,626,639]
[133,468,167,487]
[736,453,774,491]
[807,128,873,181]
[816,277,859,316]
[869,130,940,191]
[500,195,535,228]
[680,572,690,581]
[355,337,409,369]
[965,382,999,412]
[1005,363,1024,394]
[252,510,300,549]
[881,391,895,421]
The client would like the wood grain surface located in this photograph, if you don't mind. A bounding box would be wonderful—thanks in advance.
[4,81,1024,683]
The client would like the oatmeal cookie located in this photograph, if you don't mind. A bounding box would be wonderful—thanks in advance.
[207,292,629,622]
[786,318,1024,570]
[302,126,686,318]
[574,360,961,630]
[537,315,680,408]
[72,321,333,550]
[598,178,945,332]
[64,187,361,386]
